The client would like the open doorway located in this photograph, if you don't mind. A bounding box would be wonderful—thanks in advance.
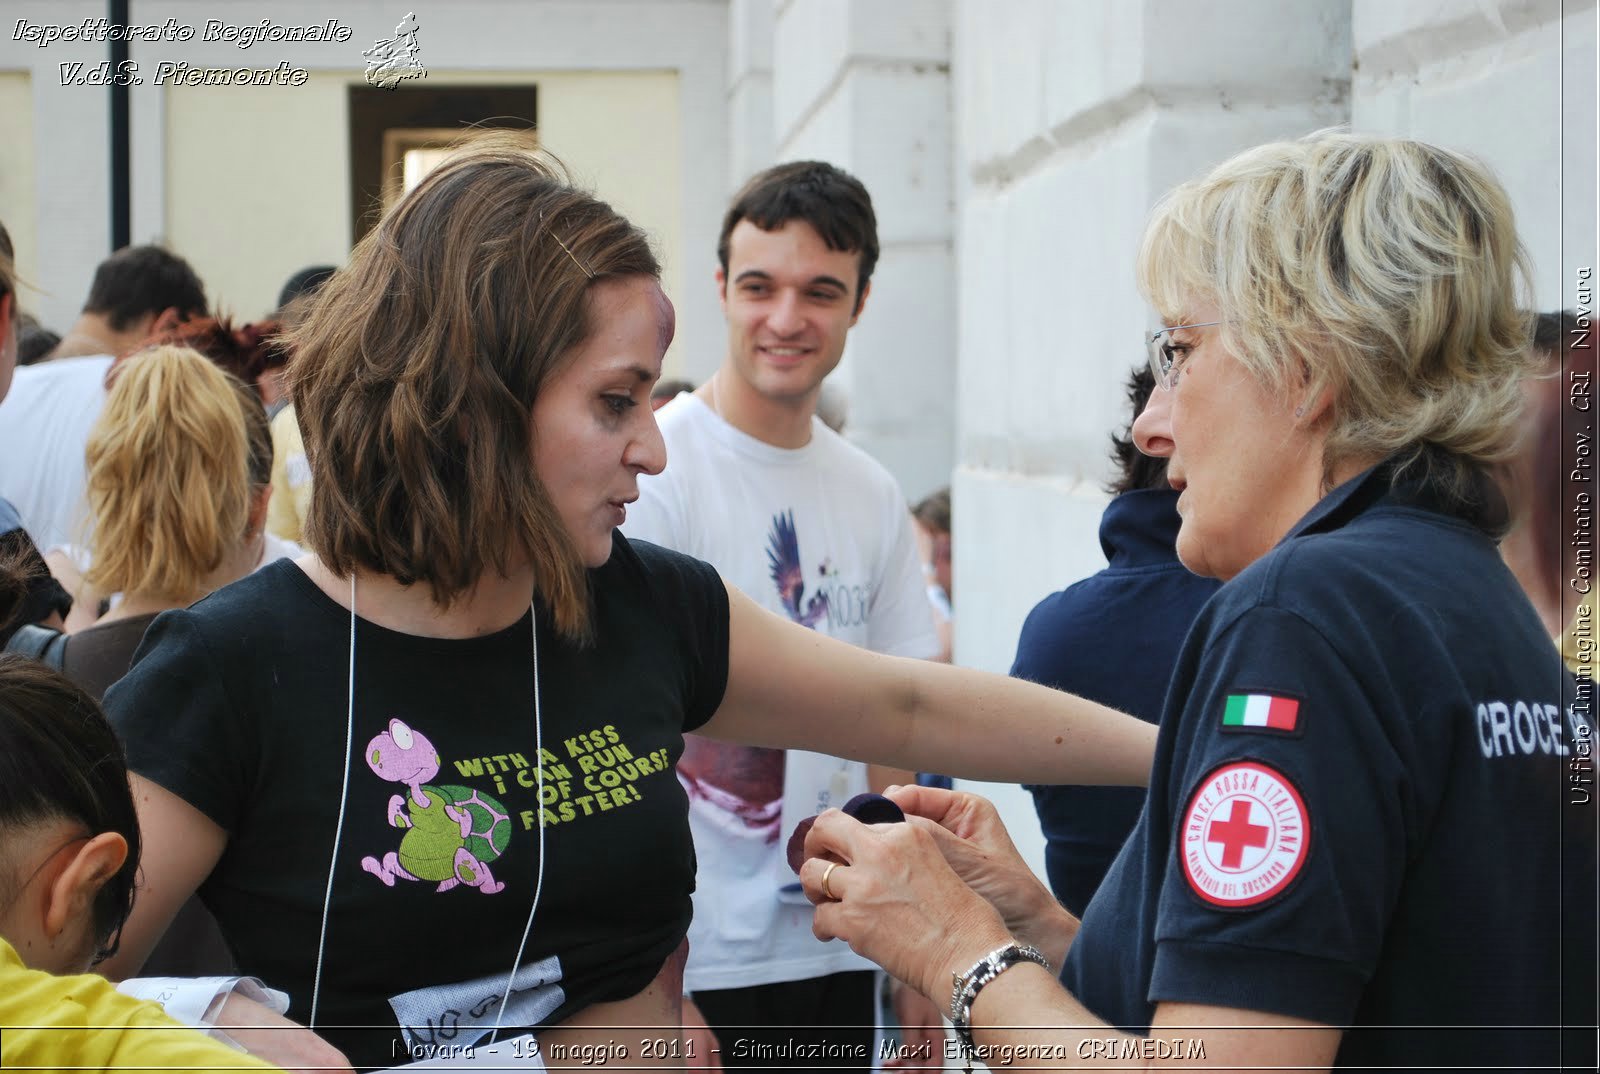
[348,85,539,243]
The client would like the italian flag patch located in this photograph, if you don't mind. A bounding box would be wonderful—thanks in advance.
[1222,692,1300,733]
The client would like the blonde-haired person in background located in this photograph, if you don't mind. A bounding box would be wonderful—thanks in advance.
[49,318,299,635]
[46,344,273,701]
[96,135,1158,1072]
[796,129,1595,1072]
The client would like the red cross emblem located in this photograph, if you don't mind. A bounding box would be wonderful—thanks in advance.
[1208,799,1271,868]
[1181,760,1311,909]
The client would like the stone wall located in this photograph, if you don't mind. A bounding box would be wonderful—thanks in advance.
[728,0,956,501]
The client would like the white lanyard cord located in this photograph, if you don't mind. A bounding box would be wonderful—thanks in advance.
[308,575,547,1042]
[308,573,360,1029]
[490,610,545,1044]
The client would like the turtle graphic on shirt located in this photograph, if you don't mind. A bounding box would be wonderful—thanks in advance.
[360,718,511,894]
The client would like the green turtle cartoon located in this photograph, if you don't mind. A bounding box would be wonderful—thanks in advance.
[360,718,511,894]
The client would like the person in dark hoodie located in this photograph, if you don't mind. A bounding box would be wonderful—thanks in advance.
[1015,364,1219,917]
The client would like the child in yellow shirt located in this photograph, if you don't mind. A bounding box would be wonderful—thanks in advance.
[0,650,281,1072]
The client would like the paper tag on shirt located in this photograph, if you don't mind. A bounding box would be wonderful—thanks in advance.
[776,750,866,905]
[389,956,564,1053]
[116,975,290,1028]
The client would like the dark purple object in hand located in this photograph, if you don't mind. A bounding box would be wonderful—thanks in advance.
[786,793,906,874]
[841,792,906,825]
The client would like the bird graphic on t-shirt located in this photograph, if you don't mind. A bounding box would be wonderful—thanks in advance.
[767,510,829,629]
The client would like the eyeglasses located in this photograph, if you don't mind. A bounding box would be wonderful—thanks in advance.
[1146,321,1222,390]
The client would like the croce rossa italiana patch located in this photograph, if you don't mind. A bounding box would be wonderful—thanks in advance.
[1180,759,1310,909]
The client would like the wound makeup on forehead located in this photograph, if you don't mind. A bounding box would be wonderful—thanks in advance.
[651,286,676,354]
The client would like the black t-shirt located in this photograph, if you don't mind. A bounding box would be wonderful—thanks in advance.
[106,534,729,1067]
[1062,463,1597,1071]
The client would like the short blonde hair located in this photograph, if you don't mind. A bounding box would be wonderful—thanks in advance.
[85,345,254,600]
[1138,129,1535,488]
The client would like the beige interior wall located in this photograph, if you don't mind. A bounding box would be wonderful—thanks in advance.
[0,72,39,303]
[163,74,348,318]
[163,69,686,368]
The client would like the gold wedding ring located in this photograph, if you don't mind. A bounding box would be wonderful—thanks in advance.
[821,860,840,900]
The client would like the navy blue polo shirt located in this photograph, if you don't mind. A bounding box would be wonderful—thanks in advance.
[1014,488,1220,917]
[1062,460,1597,1070]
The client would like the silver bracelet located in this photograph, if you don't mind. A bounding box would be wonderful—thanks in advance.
[948,942,1051,1064]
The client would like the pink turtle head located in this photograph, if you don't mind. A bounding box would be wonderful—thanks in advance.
[366,718,440,785]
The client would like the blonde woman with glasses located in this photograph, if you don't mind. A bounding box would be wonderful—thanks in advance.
[796,130,1595,1072]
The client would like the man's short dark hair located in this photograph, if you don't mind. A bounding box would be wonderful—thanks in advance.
[652,377,695,402]
[1109,364,1168,496]
[16,314,58,366]
[82,245,206,330]
[717,161,879,306]
[277,264,337,312]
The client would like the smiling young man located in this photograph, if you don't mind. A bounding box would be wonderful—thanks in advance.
[622,162,940,1070]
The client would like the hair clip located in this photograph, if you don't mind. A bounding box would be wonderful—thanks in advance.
[541,213,594,279]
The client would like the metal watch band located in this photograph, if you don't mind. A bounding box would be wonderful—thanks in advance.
[948,941,1052,1057]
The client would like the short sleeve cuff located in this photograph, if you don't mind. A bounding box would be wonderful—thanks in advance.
[679,558,730,734]
[1150,939,1366,1026]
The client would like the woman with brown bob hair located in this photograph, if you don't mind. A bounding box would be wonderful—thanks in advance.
[99,135,1158,1070]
